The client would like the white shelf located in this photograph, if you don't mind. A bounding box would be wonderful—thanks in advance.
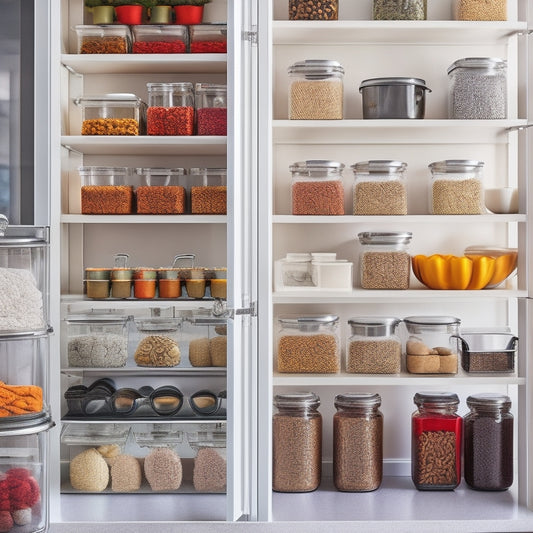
[61,295,218,311]
[273,20,527,45]
[273,214,526,224]
[61,214,227,224]
[62,54,227,74]
[61,417,226,425]
[61,367,227,377]
[61,135,227,155]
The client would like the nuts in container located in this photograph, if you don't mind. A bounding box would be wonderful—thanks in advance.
[289,0,338,20]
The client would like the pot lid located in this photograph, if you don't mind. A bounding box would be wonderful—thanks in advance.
[359,77,431,91]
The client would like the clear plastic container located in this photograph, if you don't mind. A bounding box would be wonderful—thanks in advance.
[373,0,427,20]
[133,317,181,368]
[276,314,340,373]
[352,161,408,215]
[464,393,513,490]
[404,316,460,374]
[447,58,507,119]
[357,231,412,289]
[195,83,227,136]
[131,25,188,54]
[288,60,344,120]
[412,392,462,490]
[74,25,131,54]
[290,160,345,215]
[189,24,227,53]
[289,0,338,20]
[79,166,134,215]
[188,168,227,214]
[188,430,227,492]
[0,216,49,333]
[146,83,194,136]
[458,332,517,373]
[182,314,227,368]
[74,94,146,136]
[346,317,401,374]
[429,160,484,215]
[65,314,129,368]
[454,0,507,21]
[135,168,186,215]
[333,393,383,492]
[272,392,322,492]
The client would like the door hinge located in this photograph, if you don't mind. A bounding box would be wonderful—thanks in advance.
[212,299,257,318]
[243,27,258,46]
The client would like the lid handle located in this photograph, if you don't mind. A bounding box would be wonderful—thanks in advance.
[114,253,129,268]
[172,253,196,268]
[0,214,8,237]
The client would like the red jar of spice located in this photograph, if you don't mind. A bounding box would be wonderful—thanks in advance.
[189,24,227,54]
[147,82,194,136]
[195,83,227,136]
[132,25,188,54]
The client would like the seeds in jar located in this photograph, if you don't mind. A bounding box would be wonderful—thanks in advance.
[413,430,457,487]
[360,251,410,289]
[289,80,343,120]
[81,185,134,215]
[277,334,339,373]
[466,351,514,372]
[455,0,507,20]
[289,0,338,20]
[373,0,426,20]
[432,179,483,214]
[353,180,407,215]
[68,334,128,368]
[81,118,139,136]
[347,339,400,374]
[292,181,344,215]
[136,186,186,214]
[191,186,227,214]
[80,36,128,54]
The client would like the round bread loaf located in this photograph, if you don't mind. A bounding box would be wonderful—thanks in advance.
[70,448,109,492]
[134,335,180,367]
[144,447,182,491]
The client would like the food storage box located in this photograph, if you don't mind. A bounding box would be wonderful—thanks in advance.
[146,83,194,136]
[65,314,129,368]
[181,313,227,368]
[0,216,49,333]
[289,0,338,20]
[189,24,227,53]
[74,94,146,136]
[454,0,507,20]
[135,168,186,214]
[195,83,227,135]
[458,332,517,373]
[131,25,188,54]
[373,0,427,20]
[74,25,131,54]
[188,168,227,214]
[132,317,182,368]
[187,430,227,493]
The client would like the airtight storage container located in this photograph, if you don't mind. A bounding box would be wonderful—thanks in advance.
[195,84,227,136]
[147,83,194,136]
[74,24,131,54]
[189,24,227,53]
[187,168,227,214]
[373,0,427,20]
[133,317,182,368]
[289,0,338,20]
[135,168,186,214]
[132,25,188,54]
[182,313,227,368]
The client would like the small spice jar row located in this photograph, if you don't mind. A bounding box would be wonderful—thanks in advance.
[75,24,226,54]
[273,390,514,493]
[288,57,506,120]
[80,166,227,215]
[275,313,517,375]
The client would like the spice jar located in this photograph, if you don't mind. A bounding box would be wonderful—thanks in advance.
[412,392,462,490]
[346,317,401,374]
[277,314,340,373]
[333,393,383,492]
[75,25,131,54]
[447,58,507,119]
[272,392,322,492]
[429,160,484,215]
[131,25,188,54]
[404,316,460,374]
[454,0,507,21]
[290,160,344,215]
[464,393,513,491]
[195,83,227,136]
[135,168,186,214]
[357,231,412,289]
[189,24,227,53]
[352,160,407,215]
[288,60,344,120]
[289,0,338,20]
[188,168,227,214]
[373,0,427,20]
[133,317,181,368]
[147,83,194,136]
[133,268,157,299]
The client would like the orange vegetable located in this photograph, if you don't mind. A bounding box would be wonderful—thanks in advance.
[0,381,43,417]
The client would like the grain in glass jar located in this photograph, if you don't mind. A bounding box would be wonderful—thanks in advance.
[75,25,131,54]
[272,392,322,492]
[447,57,507,119]
[357,231,412,289]
[346,317,401,374]
[288,60,344,120]
[454,0,507,21]
[135,168,186,215]
[188,168,227,214]
[352,160,407,215]
[373,0,427,20]
[412,392,462,490]
[290,160,344,215]
[464,393,513,491]
[429,160,484,215]
[333,393,383,492]
[147,83,194,136]
[277,314,340,373]
[289,0,338,20]
[404,316,460,374]
[195,83,227,136]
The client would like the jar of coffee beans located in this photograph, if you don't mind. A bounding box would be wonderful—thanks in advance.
[289,0,338,20]
[464,393,513,491]
[352,160,407,215]
[373,0,427,20]
[272,392,322,492]
[333,393,383,492]
[412,392,462,490]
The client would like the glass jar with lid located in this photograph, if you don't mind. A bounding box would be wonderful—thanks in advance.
[135,168,186,215]
[132,25,188,53]
[133,317,182,368]
[352,160,408,215]
[276,314,340,373]
[447,57,507,119]
[188,429,227,493]
[404,316,460,374]
[289,0,338,20]
[288,60,344,120]
[429,160,484,215]
[195,83,227,136]
[147,83,194,136]
[272,392,322,492]
[346,317,401,374]
[454,0,507,21]
[333,393,383,492]
[464,393,513,491]
[187,168,227,214]
[412,392,462,490]
[373,0,427,20]
[357,231,412,289]
[290,160,345,215]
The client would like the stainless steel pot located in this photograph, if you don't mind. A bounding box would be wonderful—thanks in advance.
[359,77,431,119]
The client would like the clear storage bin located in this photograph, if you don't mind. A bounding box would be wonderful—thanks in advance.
[195,83,227,136]
[74,94,146,136]
[188,430,227,493]
[373,0,427,20]
[276,314,340,373]
[189,24,227,53]
[131,25,188,54]
[429,160,484,215]
[146,83,194,136]
[288,60,344,120]
[135,168,186,214]
[188,168,227,214]
[182,314,227,368]
[74,25,131,54]
[133,317,181,368]
[454,0,507,21]
[289,0,338,20]
[352,160,407,215]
